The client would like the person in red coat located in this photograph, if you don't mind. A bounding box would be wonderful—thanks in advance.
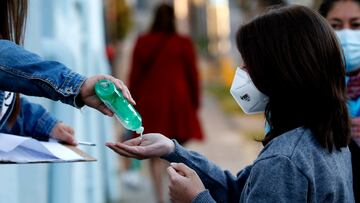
[128,3,203,203]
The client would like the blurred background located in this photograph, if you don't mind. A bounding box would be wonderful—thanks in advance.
[0,0,324,203]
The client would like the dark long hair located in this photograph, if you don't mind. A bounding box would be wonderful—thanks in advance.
[150,4,176,34]
[319,0,360,17]
[236,5,351,151]
[0,0,28,127]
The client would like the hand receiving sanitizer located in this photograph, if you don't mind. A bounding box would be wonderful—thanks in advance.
[95,79,144,138]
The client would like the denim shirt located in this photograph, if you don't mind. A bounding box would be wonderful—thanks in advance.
[163,127,355,203]
[0,95,58,141]
[0,40,86,140]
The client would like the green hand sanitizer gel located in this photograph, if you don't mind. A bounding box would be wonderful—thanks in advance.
[95,79,144,135]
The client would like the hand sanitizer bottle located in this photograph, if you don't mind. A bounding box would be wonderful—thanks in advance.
[95,79,144,135]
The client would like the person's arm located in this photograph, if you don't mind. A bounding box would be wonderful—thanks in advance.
[1,97,57,141]
[0,39,135,116]
[162,141,252,203]
[0,40,86,107]
[240,155,308,202]
[1,96,77,144]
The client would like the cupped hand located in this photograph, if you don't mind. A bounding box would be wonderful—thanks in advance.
[79,74,135,116]
[106,133,175,159]
[167,163,205,203]
[50,122,77,145]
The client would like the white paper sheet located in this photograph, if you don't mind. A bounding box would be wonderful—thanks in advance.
[0,133,85,163]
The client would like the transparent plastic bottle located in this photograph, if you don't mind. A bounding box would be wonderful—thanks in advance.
[95,79,144,134]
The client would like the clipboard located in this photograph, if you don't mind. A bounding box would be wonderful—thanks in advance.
[0,133,97,164]
[0,146,96,164]
[65,145,97,162]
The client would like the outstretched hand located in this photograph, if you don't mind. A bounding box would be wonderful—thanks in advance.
[106,133,175,159]
[79,74,135,116]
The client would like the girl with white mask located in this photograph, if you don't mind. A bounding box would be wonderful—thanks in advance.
[107,5,354,203]
[320,1,360,201]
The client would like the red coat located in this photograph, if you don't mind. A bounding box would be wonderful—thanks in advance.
[129,32,203,143]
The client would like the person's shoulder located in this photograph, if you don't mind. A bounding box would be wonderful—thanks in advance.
[252,128,312,178]
[170,34,194,51]
[0,39,16,46]
[256,127,351,170]
[256,127,315,162]
[0,40,21,51]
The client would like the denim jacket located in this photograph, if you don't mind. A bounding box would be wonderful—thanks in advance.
[0,39,86,140]
[163,127,355,203]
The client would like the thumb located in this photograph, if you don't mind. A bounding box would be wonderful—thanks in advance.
[167,165,185,181]
[170,163,195,177]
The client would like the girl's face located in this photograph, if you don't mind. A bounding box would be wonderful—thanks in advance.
[326,1,360,30]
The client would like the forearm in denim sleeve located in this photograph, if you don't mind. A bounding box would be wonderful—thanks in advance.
[0,40,86,107]
[3,97,58,141]
[162,140,245,203]
[30,111,57,141]
[20,97,58,141]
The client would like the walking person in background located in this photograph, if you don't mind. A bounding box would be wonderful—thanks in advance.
[319,0,360,201]
[108,5,355,202]
[128,3,203,203]
[0,0,134,143]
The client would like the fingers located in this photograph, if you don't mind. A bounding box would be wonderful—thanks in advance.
[106,135,145,159]
[106,142,143,159]
[167,165,186,182]
[106,76,136,105]
[167,165,188,202]
[170,163,195,177]
[98,103,114,117]
[168,165,180,178]
[85,75,136,111]
[51,123,77,145]
[114,142,147,157]
[123,137,142,146]
[119,83,136,105]
[60,130,77,145]
[64,125,75,135]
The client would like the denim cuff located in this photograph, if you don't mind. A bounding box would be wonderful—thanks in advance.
[192,190,216,203]
[161,140,188,163]
[32,111,58,141]
[58,71,86,108]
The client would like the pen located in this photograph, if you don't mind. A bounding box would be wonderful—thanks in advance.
[77,141,96,146]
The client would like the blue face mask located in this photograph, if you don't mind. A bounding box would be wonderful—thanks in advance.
[264,121,270,134]
[336,29,360,73]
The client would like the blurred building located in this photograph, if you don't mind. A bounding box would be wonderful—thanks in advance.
[0,0,120,203]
